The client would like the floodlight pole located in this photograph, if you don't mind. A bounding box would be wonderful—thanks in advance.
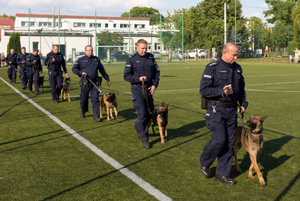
[235,0,236,44]
[95,11,97,56]
[224,3,227,44]
[28,9,30,52]
[58,7,60,52]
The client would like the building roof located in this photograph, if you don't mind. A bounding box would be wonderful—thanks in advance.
[0,18,14,29]
[16,13,150,21]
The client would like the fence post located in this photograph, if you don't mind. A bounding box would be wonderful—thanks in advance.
[272,27,274,63]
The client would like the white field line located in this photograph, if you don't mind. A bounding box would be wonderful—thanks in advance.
[0,77,172,201]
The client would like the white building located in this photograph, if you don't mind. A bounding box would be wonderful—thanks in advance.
[0,13,164,61]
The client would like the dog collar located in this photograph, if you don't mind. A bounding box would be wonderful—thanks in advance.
[251,128,263,135]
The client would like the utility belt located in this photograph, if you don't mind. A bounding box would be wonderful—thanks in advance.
[48,70,62,74]
[132,84,145,89]
[208,100,236,108]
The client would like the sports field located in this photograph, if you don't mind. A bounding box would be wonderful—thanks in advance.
[0,61,299,200]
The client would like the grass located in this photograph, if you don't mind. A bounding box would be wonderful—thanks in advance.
[0,61,299,200]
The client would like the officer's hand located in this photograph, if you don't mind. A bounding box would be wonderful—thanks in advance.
[107,81,111,86]
[51,58,55,62]
[223,84,233,95]
[82,72,87,76]
[238,106,245,114]
[33,60,36,63]
[9,62,12,64]
[17,66,19,68]
[149,85,156,95]
[139,76,147,82]
[65,73,69,78]
[22,60,25,63]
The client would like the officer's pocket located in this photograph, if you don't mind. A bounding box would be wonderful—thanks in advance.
[204,110,214,131]
[131,97,139,110]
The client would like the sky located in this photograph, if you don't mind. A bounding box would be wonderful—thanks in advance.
[0,0,269,22]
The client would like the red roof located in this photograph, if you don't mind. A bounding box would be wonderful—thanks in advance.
[0,18,14,30]
[16,13,150,21]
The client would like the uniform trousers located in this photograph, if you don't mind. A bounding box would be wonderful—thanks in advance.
[19,67,28,87]
[80,81,100,118]
[28,68,39,93]
[131,85,154,142]
[7,65,17,83]
[200,102,237,177]
[49,71,63,101]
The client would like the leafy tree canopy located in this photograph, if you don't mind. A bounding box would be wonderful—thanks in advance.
[0,13,15,21]
[264,0,296,25]
[121,7,163,25]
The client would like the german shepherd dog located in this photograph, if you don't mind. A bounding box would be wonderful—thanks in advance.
[100,93,119,122]
[148,102,169,144]
[32,76,44,93]
[61,77,71,102]
[234,115,267,186]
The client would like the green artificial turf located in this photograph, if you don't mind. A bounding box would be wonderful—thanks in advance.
[0,61,299,200]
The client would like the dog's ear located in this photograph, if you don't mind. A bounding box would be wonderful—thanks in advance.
[259,116,267,122]
[161,101,164,105]
[166,103,169,108]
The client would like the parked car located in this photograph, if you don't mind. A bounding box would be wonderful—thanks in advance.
[75,52,85,61]
[187,49,207,58]
[152,51,161,59]
[110,51,129,62]
[172,50,182,59]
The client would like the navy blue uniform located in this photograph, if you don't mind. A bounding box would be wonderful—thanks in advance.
[124,52,160,142]
[199,58,248,177]
[26,54,42,93]
[6,53,17,83]
[72,55,110,118]
[44,52,67,101]
[17,52,29,88]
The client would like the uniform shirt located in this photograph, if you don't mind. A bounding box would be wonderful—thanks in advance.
[124,52,160,88]
[26,54,42,71]
[72,55,110,82]
[17,53,29,69]
[5,53,17,66]
[44,52,67,73]
[200,58,248,109]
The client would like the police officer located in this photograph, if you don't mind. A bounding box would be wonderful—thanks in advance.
[17,47,29,89]
[6,49,17,83]
[44,45,69,103]
[26,49,42,94]
[198,42,248,185]
[72,45,110,122]
[123,39,160,149]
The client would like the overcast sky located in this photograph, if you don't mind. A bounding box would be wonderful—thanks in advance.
[0,0,269,22]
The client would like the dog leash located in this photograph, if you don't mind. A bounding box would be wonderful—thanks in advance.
[142,78,152,115]
[87,77,102,93]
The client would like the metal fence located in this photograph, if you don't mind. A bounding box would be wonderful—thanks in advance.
[3,9,299,64]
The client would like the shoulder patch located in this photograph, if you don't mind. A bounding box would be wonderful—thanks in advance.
[126,64,131,68]
[209,62,217,67]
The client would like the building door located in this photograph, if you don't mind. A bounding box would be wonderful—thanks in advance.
[60,44,66,57]
[33,42,39,50]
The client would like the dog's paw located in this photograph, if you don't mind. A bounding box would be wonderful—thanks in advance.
[248,174,254,179]
[161,141,165,144]
[116,118,120,122]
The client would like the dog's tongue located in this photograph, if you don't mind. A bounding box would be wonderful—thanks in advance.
[157,114,161,118]
[106,102,110,106]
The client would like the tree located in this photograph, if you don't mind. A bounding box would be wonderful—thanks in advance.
[121,7,163,25]
[264,0,296,25]
[0,13,15,21]
[97,31,123,47]
[161,9,187,50]
[7,32,21,54]
[185,0,245,52]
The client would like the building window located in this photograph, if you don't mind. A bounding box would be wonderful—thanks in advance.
[114,24,117,28]
[123,43,128,50]
[39,22,52,27]
[120,24,130,28]
[105,23,108,28]
[21,21,35,27]
[134,24,145,29]
[89,23,101,28]
[155,43,160,50]
[148,44,151,50]
[74,22,86,27]
[56,22,62,27]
